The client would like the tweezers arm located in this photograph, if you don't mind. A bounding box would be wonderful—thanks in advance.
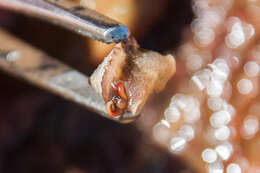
[0,28,137,123]
[0,0,129,43]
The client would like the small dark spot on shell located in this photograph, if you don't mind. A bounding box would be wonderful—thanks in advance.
[70,6,85,12]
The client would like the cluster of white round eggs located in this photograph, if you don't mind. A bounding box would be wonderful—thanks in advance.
[153,0,260,172]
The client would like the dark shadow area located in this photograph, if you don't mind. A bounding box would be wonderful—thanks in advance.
[138,0,193,52]
[0,75,194,173]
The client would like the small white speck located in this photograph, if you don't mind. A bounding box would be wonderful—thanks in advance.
[226,163,241,173]
[210,110,231,128]
[232,56,240,63]
[191,75,205,90]
[210,58,230,81]
[184,107,201,124]
[214,126,230,141]
[202,8,223,29]
[244,23,255,39]
[192,1,209,17]
[192,69,211,90]
[223,103,236,117]
[202,149,217,163]
[153,120,170,143]
[207,161,224,173]
[215,144,232,160]
[206,78,224,97]
[238,157,250,170]
[241,115,259,139]
[170,137,186,153]
[191,18,205,33]
[178,125,195,141]
[244,61,259,77]
[164,106,181,123]
[225,22,245,49]
[194,27,215,46]
[237,78,253,95]
[7,51,20,61]
[186,54,203,71]
[170,94,188,109]
[161,120,170,128]
[207,97,224,111]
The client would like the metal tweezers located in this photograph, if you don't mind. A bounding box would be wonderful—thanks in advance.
[0,0,137,123]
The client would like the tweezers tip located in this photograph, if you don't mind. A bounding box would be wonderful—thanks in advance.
[104,25,130,43]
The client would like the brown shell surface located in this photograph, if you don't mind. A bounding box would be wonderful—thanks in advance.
[90,38,176,116]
